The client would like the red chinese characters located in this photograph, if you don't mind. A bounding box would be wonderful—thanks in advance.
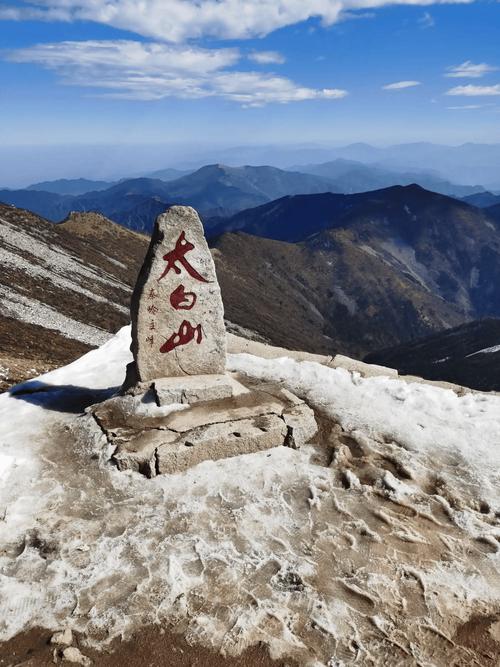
[159,320,203,354]
[170,284,196,311]
[156,230,207,354]
[145,288,159,347]
[158,231,209,284]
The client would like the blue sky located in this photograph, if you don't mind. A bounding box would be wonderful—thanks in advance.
[0,0,499,153]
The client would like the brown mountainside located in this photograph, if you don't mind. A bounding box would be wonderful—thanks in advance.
[212,186,500,356]
[212,230,463,358]
[0,205,148,389]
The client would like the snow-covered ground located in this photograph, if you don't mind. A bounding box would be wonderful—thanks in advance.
[1,326,499,665]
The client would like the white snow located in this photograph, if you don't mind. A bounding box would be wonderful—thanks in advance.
[0,245,127,313]
[467,343,500,356]
[229,353,500,507]
[0,216,129,293]
[0,326,499,665]
[0,284,111,346]
[36,325,132,389]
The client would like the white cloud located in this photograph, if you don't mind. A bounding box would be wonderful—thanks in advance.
[447,104,484,109]
[0,0,477,43]
[446,61,497,78]
[446,84,500,96]
[10,40,240,75]
[8,39,348,105]
[248,51,286,65]
[382,80,421,90]
[418,11,435,27]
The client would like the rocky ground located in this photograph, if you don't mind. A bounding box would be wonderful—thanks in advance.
[0,626,293,666]
[0,327,499,666]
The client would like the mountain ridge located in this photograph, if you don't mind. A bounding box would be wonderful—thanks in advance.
[0,161,490,233]
[365,318,500,391]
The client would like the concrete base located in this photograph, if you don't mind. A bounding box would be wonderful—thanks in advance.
[89,380,318,477]
[154,374,235,406]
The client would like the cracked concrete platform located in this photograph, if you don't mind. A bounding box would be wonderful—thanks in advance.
[88,378,318,476]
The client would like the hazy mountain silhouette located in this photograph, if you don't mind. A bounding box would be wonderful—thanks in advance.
[291,158,484,197]
[27,178,114,196]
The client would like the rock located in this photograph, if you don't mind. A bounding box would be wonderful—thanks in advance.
[50,627,73,646]
[161,390,287,433]
[113,428,178,477]
[129,206,226,382]
[62,646,91,666]
[154,374,234,406]
[156,414,288,474]
[87,380,319,476]
[227,333,334,365]
[282,403,318,449]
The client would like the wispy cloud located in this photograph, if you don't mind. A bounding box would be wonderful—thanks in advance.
[9,40,240,75]
[0,0,478,43]
[447,104,484,109]
[446,61,497,78]
[418,11,435,28]
[8,39,347,105]
[248,51,286,65]
[382,80,421,90]
[446,84,500,96]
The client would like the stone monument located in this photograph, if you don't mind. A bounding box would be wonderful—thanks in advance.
[129,205,226,382]
[84,205,318,477]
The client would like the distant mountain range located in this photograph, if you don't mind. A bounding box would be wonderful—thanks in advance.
[462,191,500,208]
[3,141,500,192]
[208,183,498,241]
[212,185,500,357]
[290,158,484,198]
[0,160,488,233]
[0,165,338,230]
[365,319,500,392]
[146,167,192,181]
[27,178,114,195]
[3,184,500,382]
[194,142,500,190]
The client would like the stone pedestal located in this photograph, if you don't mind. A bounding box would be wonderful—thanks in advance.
[88,381,318,477]
[154,374,234,406]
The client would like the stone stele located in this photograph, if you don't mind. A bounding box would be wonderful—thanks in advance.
[130,206,226,382]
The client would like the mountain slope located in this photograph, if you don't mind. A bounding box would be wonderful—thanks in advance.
[0,204,148,388]
[486,202,500,225]
[4,184,500,377]
[0,189,75,222]
[212,229,463,358]
[463,191,500,208]
[364,318,500,391]
[211,186,500,356]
